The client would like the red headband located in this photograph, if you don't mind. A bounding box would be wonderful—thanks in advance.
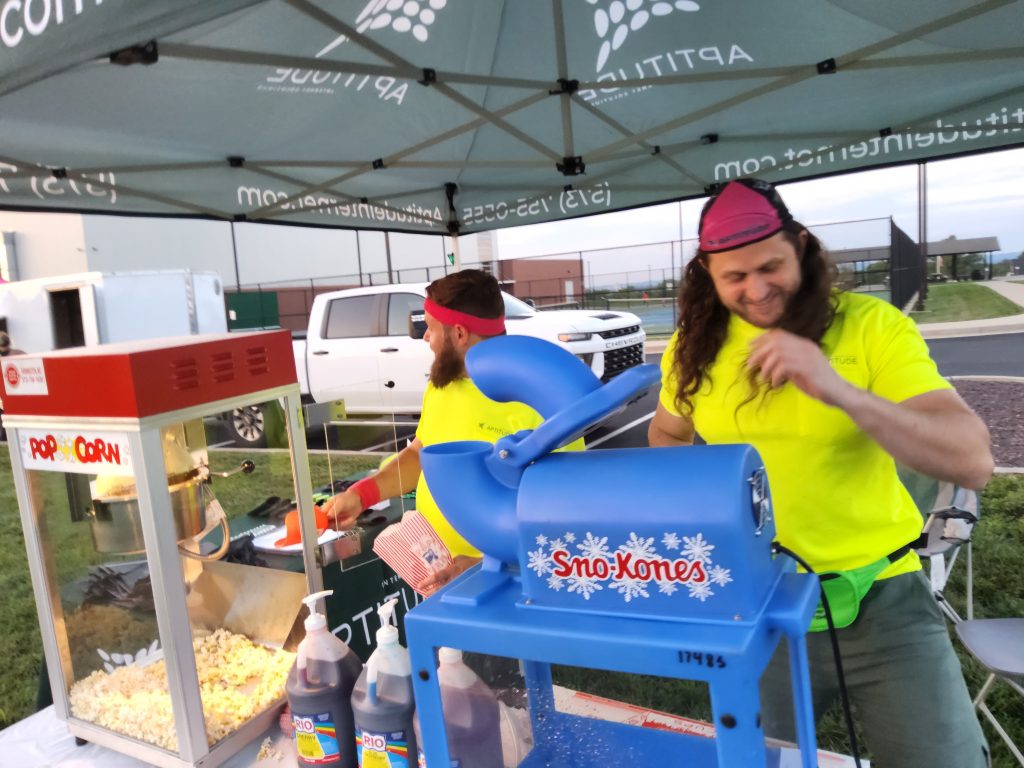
[424,297,505,336]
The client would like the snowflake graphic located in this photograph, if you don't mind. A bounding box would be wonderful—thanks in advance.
[548,537,565,552]
[661,531,681,550]
[657,580,678,596]
[527,547,552,577]
[315,0,447,58]
[568,576,604,600]
[547,574,566,592]
[682,533,715,563]
[563,532,577,544]
[687,581,714,602]
[709,564,733,587]
[535,534,549,546]
[577,532,611,559]
[618,532,657,559]
[611,578,650,602]
[586,0,701,71]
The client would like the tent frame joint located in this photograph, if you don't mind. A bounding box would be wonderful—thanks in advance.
[556,156,586,176]
[549,78,579,95]
[110,41,158,66]
[444,182,460,236]
[816,57,837,75]
[419,68,437,86]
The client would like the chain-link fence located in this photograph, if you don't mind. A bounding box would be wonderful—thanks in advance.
[225,216,920,337]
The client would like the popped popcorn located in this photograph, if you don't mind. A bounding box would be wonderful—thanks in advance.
[69,628,294,751]
[257,736,284,761]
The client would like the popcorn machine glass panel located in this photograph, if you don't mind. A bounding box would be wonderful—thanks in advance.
[20,418,300,756]
[25,440,169,715]
[2,332,318,768]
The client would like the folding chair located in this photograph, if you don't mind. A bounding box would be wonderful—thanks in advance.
[955,618,1024,766]
[900,470,980,622]
[901,470,1024,764]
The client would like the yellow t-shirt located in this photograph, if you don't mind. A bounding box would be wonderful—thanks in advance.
[658,292,950,578]
[415,377,584,558]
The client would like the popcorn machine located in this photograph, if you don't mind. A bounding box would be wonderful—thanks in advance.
[1,331,322,768]
[408,336,821,768]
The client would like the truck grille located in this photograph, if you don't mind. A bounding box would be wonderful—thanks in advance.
[597,324,640,340]
[602,342,645,382]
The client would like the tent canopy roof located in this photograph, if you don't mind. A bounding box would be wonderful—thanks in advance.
[1,0,1022,235]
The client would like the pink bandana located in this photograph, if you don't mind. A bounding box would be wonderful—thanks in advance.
[699,178,791,253]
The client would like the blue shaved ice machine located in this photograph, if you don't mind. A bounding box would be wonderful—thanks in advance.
[407,336,820,768]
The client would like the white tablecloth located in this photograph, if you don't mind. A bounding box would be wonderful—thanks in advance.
[0,706,297,768]
[0,700,865,768]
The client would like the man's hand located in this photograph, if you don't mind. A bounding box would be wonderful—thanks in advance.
[319,491,364,530]
[749,329,992,489]
[748,329,850,407]
[418,555,481,596]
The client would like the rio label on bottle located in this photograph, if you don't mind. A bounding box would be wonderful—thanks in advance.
[357,728,410,768]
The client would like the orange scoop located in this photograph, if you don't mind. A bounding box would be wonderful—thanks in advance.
[274,505,328,547]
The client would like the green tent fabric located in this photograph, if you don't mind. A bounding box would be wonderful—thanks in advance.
[0,0,1022,235]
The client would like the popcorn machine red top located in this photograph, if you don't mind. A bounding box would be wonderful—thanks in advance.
[1,331,322,768]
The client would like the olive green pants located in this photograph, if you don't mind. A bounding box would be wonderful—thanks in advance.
[761,570,989,768]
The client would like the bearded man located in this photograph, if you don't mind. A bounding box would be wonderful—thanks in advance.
[323,268,582,592]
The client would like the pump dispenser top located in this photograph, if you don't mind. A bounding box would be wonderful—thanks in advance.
[365,598,410,702]
[302,589,329,630]
[376,597,399,646]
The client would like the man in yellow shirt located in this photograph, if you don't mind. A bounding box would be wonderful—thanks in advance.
[324,268,580,593]
[649,178,993,767]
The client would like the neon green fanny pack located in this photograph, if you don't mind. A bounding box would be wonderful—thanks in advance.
[809,545,913,632]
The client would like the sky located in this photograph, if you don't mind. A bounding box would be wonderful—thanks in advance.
[494,147,1024,264]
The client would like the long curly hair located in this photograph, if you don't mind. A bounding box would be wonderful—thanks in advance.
[671,220,838,416]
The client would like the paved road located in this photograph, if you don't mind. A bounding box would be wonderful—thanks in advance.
[926,332,1024,377]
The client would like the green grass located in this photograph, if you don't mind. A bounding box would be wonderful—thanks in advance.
[1,448,1021,765]
[911,282,1023,323]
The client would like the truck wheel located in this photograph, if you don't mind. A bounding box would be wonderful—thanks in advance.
[228,405,267,448]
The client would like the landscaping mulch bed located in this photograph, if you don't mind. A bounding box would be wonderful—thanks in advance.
[953,379,1024,468]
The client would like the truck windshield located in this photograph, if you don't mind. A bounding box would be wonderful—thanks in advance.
[502,292,536,319]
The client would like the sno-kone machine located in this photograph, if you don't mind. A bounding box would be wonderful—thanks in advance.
[407,336,820,768]
[0,332,323,768]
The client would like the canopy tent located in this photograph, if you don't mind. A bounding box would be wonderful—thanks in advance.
[0,0,1022,236]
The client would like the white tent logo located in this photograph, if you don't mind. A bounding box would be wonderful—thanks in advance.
[587,0,701,71]
[316,0,449,58]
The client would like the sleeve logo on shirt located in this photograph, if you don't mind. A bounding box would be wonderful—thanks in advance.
[829,355,858,366]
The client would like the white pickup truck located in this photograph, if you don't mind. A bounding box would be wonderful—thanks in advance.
[293,283,646,415]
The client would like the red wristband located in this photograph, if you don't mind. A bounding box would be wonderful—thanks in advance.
[351,477,381,509]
